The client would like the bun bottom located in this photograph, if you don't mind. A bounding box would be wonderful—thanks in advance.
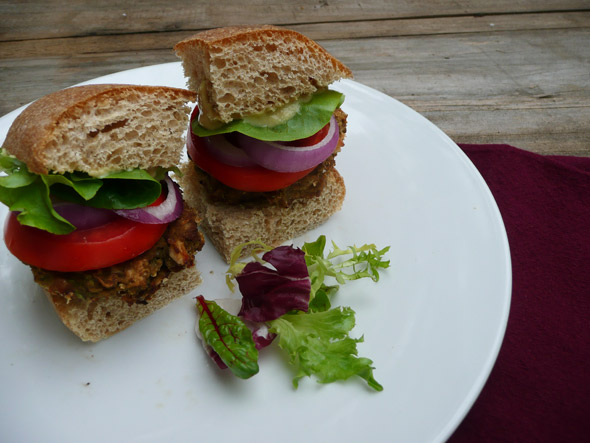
[180,164,346,262]
[44,265,202,342]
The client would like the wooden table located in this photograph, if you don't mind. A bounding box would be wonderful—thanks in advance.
[1,1,588,156]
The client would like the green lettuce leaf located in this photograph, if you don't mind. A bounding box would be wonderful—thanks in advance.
[192,89,345,141]
[0,149,169,234]
[49,169,163,209]
[196,296,259,379]
[269,307,383,391]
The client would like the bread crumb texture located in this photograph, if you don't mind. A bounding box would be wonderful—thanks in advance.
[180,163,346,263]
[175,25,352,123]
[45,265,202,342]
[4,84,196,176]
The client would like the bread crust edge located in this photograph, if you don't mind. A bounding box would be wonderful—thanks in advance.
[3,84,196,175]
[43,264,202,342]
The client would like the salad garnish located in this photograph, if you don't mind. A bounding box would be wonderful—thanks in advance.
[196,235,390,391]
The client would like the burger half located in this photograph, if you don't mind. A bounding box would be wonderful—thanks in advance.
[174,25,353,262]
[0,84,204,342]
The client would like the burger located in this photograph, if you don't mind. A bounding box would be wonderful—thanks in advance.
[0,84,204,341]
[174,25,352,262]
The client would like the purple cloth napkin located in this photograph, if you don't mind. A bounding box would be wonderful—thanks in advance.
[448,144,590,442]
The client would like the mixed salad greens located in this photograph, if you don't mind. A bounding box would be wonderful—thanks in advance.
[196,235,390,391]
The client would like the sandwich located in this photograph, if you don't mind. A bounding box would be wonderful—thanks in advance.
[0,84,205,342]
[173,25,352,262]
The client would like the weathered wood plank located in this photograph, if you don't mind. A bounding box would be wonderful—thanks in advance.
[1,11,589,58]
[294,10,590,40]
[333,28,590,105]
[1,0,589,40]
[0,49,177,113]
[422,106,590,155]
[335,27,590,155]
[0,17,588,155]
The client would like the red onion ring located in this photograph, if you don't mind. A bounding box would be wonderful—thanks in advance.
[202,134,258,167]
[114,176,183,224]
[234,115,339,173]
[53,202,118,230]
[187,124,257,168]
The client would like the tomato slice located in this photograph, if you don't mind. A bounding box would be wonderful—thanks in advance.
[4,211,167,272]
[189,130,314,192]
[283,123,330,147]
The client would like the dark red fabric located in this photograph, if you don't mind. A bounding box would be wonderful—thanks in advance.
[448,144,590,442]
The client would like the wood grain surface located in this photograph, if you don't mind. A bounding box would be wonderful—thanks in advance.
[1,1,588,155]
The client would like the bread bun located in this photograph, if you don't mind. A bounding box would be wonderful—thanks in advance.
[179,163,345,263]
[174,25,352,124]
[3,84,196,176]
[44,265,201,342]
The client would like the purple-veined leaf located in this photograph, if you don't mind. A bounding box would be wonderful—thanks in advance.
[236,246,311,322]
[196,296,259,379]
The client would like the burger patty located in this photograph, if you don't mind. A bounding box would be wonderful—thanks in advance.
[198,154,337,208]
[31,205,204,305]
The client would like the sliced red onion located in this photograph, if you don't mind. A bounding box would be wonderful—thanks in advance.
[53,202,118,230]
[187,124,257,168]
[114,176,183,224]
[234,115,339,173]
[203,134,258,167]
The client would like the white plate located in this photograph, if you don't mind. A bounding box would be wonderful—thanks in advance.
[0,63,511,443]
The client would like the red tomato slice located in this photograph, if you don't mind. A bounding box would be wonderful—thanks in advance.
[189,130,314,192]
[4,211,167,272]
[283,123,330,147]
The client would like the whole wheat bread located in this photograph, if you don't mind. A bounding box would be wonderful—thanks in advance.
[3,84,196,176]
[45,265,201,342]
[174,25,353,125]
[180,164,345,263]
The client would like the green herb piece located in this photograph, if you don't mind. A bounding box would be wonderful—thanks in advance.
[0,152,73,234]
[269,307,383,391]
[302,235,390,309]
[192,90,345,141]
[196,296,259,379]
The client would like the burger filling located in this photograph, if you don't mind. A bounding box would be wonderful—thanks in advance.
[31,205,204,305]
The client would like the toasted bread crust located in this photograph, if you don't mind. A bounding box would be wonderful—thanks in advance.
[4,84,196,176]
[175,25,351,75]
[44,265,202,342]
[174,25,352,124]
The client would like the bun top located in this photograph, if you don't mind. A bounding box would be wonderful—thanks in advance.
[3,84,196,176]
[174,25,352,125]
